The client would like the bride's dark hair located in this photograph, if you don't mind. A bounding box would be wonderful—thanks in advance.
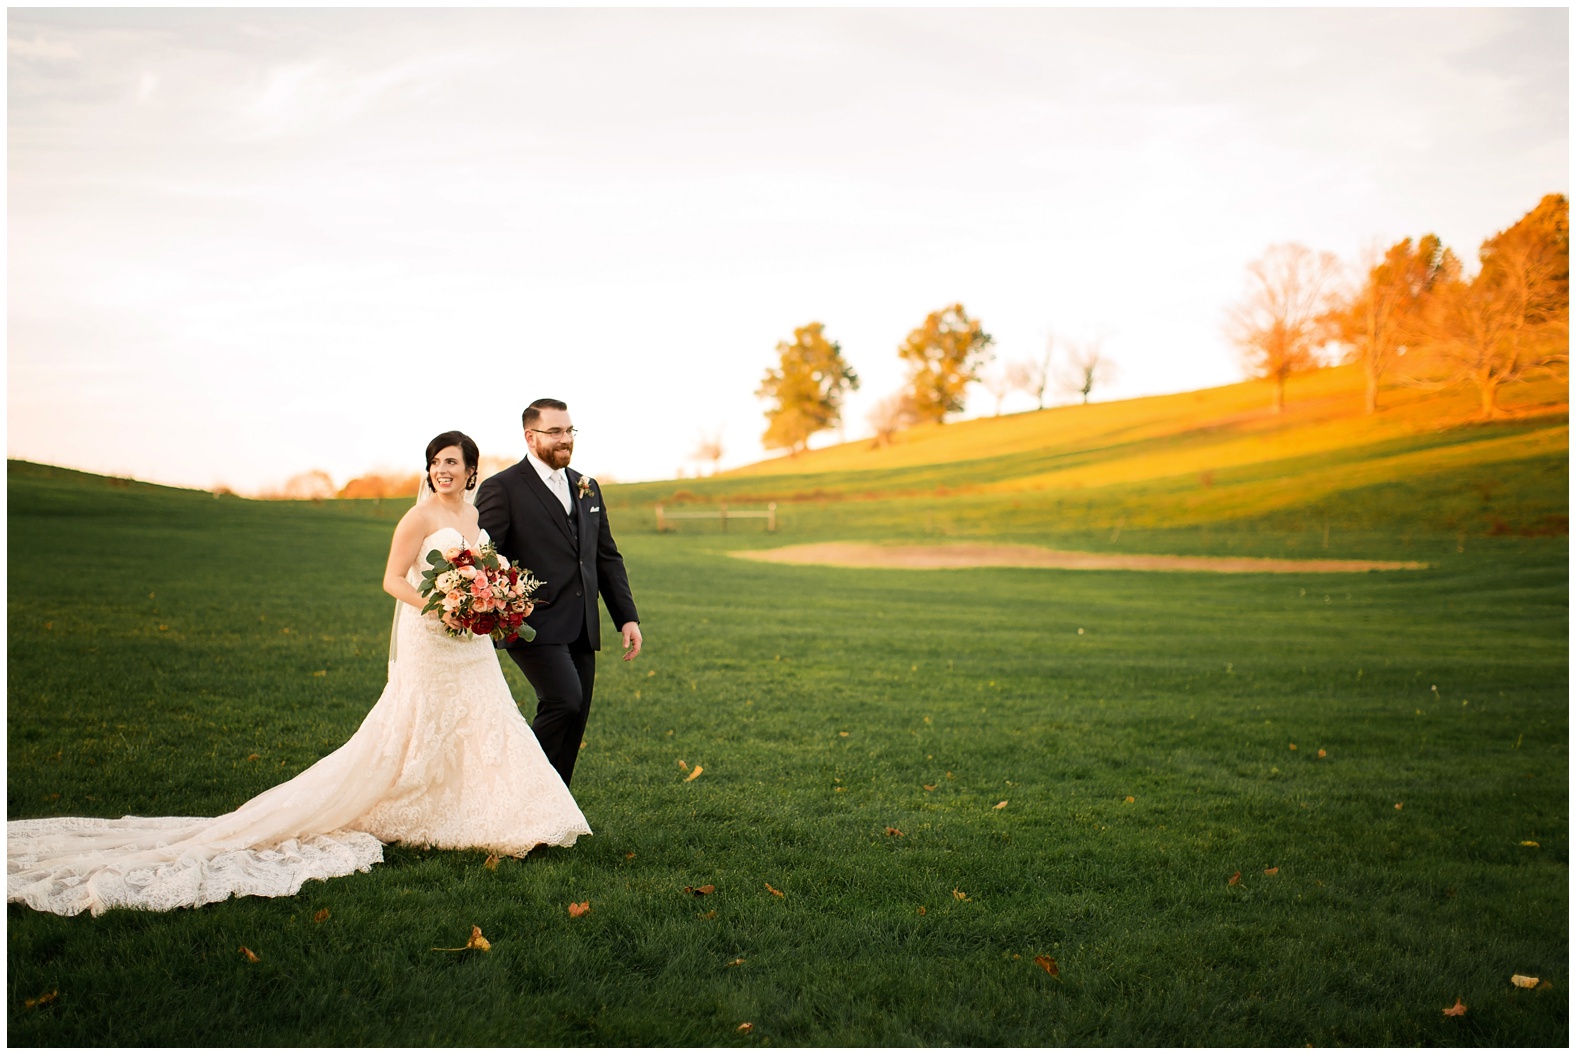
[425,431,480,491]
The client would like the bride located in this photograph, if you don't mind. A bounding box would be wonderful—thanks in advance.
[8,431,590,917]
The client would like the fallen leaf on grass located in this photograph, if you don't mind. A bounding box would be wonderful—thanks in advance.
[625,851,636,860]
[994,800,1008,810]
[312,670,326,677]
[1124,796,1135,803]
[1317,749,1327,758]
[698,910,716,919]
[1519,841,1541,848]
[24,990,58,1009]
[246,753,261,762]
[1442,999,1467,1017]
[737,1023,753,1034]
[1394,803,1404,810]
[432,926,492,952]
[568,902,590,918]
[917,906,926,915]
[725,958,745,967]
[1539,980,1554,990]
[313,908,330,923]
[483,853,500,870]
[952,889,970,901]
[239,946,260,963]
[1289,743,1297,751]
[677,758,689,771]
[685,764,704,782]
[885,827,904,837]
[923,784,937,791]
[1033,955,1060,977]
[1511,974,1539,988]
[1263,867,1279,876]
[1228,872,1241,886]
[684,884,716,896]
[764,883,784,898]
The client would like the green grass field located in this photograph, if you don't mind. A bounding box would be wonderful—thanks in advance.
[6,372,1569,1045]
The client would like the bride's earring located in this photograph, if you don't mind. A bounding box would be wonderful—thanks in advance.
[466,472,478,491]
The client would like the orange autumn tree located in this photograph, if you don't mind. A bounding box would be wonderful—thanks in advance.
[897,304,994,424]
[1328,234,1457,414]
[1409,194,1569,418]
[757,322,859,454]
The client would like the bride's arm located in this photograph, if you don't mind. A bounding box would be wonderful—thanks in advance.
[383,509,432,611]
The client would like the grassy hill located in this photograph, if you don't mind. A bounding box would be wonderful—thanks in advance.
[609,364,1567,559]
[5,365,1568,1045]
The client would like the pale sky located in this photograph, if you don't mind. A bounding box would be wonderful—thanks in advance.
[7,7,1568,492]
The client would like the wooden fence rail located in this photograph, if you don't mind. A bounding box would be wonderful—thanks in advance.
[655,502,777,533]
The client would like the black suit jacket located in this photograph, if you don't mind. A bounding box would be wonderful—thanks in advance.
[475,459,638,651]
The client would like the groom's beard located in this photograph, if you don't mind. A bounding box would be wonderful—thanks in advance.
[532,442,572,470]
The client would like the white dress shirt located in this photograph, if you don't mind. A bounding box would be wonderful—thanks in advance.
[525,447,572,514]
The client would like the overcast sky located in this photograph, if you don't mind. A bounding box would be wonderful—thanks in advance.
[7,7,1568,492]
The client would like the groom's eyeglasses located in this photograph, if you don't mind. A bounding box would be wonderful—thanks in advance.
[528,428,578,438]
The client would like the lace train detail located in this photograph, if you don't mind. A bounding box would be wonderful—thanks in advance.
[8,527,590,917]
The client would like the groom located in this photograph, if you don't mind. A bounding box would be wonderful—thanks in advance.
[476,398,642,787]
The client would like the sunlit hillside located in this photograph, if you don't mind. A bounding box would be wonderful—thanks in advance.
[730,364,1565,483]
[608,364,1567,554]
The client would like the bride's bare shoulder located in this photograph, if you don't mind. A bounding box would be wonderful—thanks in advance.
[393,503,437,540]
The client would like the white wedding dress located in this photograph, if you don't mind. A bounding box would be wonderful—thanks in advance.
[7,527,590,917]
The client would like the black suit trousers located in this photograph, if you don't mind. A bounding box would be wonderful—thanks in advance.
[507,628,596,788]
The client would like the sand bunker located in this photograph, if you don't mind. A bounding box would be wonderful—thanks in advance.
[733,542,1428,574]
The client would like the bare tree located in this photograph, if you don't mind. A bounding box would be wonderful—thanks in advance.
[867,391,919,447]
[1056,338,1117,405]
[979,366,1013,416]
[1006,335,1055,410]
[689,428,725,476]
[1227,243,1343,413]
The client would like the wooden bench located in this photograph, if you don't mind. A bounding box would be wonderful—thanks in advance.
[655,502,777,533]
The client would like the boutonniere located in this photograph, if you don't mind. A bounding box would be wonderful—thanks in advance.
[576,477,594,500]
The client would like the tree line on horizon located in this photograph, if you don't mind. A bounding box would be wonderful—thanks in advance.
[1230,193,1568,418]
[755,194,1568,459]
[756,308,1118,458]
[269,196,1568,494]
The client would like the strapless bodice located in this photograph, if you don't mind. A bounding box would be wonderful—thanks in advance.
[408,526,492,585]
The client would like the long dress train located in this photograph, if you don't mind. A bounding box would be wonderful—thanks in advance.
[7,528,589,917]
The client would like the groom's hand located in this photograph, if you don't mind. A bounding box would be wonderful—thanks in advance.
[620,622,643,662]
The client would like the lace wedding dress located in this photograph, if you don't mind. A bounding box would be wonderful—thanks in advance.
[8,527,589,917]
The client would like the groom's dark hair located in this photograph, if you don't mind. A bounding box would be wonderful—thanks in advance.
[522,399,569,429]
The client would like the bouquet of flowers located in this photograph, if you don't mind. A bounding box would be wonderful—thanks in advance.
[417,542,543,644]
